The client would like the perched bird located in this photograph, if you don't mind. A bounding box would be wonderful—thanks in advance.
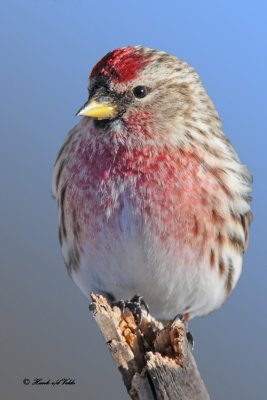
[53,46,252,321]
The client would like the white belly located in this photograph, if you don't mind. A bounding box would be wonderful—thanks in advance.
[68,196,233,319]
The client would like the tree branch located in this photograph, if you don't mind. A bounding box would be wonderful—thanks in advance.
[89,293,210,400]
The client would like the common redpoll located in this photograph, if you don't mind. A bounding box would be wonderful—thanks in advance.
[53,46,252,320]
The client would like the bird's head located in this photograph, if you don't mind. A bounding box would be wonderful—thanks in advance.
[78,46,218,141]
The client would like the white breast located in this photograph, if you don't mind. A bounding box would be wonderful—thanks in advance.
[70,193,233,320]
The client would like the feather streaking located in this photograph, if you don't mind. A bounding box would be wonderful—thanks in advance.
[53,46,252,320]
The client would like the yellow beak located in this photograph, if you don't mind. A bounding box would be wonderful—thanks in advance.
[77,98,117,120]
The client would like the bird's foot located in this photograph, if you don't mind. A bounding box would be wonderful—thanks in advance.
[112,294,149,328]
[186,331,194,349]
[172,312,194,350]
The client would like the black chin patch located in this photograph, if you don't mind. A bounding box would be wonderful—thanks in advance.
[93,118,118,130]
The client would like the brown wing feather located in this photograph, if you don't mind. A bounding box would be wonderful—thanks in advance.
[241,210,253,252]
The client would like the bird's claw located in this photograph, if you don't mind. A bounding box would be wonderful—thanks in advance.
[172,313,194,350]
[112,294,149,328]
[186,331,194,350]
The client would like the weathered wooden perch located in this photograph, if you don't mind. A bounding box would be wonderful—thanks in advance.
[89,293,210,400]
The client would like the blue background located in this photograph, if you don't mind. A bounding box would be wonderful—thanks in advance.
[1,1,266,399]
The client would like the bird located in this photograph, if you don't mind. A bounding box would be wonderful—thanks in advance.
[52,46,252,322]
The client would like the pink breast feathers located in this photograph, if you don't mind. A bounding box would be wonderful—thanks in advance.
[67,140,222,264]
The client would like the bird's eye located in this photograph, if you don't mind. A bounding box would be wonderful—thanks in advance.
[133,86,148,99]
